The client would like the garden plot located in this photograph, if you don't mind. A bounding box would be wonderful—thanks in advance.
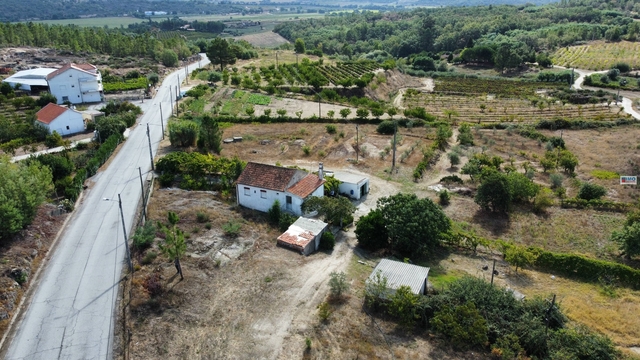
[403,92,624,124]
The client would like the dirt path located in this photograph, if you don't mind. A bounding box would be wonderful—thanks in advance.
[392,78,434,110]
[558,66,640,120]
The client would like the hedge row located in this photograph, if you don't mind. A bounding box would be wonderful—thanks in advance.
[532,248,640,289]
[65,134,122,201]
[561,198,632,212]
[103,77,148,93]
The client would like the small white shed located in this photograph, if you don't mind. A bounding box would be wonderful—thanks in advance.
[368,259,430,296]
[331,171,370,200]
[277,217,328,255]
[35,103,85,136]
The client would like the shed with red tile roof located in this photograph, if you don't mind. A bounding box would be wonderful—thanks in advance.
[277,217,328,255]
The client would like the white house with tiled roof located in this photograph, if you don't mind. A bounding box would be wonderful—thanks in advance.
[35,103,85,136]
[46,63,104,104]
[236,162,325,216]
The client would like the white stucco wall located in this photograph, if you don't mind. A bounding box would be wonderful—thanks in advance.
[237,182,324,216]
[49,68,103,104]
[339,179,369,200]
[237,184,291,214]
[41,109,85,136]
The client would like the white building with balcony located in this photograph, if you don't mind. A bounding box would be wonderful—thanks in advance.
[46,63,104,104]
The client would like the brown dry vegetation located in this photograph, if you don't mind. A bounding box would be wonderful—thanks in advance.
[0,205,68,340]
[125,67,640,358]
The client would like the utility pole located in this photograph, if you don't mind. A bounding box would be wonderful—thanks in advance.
[146,123,155,171]
[170,87,175,116]
[185,66,188,85]
[355,124,359,163]
[175,85,179,116]
[138,167,146,223]
[177,74,181,96]
[616,89,620,105]
[117,194,133,273]
[391,120,397,173]
[318,93,321,118]
[159,103,165,139]
[276,51,279,69]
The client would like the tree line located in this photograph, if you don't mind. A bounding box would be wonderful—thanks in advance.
[0,22,197,62]
[274,1,638,63]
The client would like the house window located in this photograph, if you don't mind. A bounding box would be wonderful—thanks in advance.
[244,187,250,196]
[71,85,75,88]
[62,96,69,102]
[260,190,267,199]
[66,126,70,130]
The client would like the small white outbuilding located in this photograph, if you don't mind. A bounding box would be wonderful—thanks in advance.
[35,103,85,136]
[331,171,370,200]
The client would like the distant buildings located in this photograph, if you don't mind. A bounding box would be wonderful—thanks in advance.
[2,63,103,105]
[46,63,103,105]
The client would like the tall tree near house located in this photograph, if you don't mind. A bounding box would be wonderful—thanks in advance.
[197,114,222,154]
[206,38,237,71]
[159,211,186,280]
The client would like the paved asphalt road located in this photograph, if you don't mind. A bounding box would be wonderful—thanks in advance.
[4,55,210,360]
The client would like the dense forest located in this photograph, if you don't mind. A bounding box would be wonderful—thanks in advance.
[0,22,197,61]
[274,1,640,63]
[0,0,249,22]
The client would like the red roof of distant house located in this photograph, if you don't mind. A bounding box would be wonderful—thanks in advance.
[287,174,324,198]
[36,103,69,125]
[46,63,98,80]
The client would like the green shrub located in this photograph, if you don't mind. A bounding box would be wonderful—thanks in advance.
[577,182,607,200]
[141,251,157,265]
[222,220,242,237]
[319,231,335,250]
[158,173,174,187]
[196,211,209,223]
[355,209,388,251]
[325,124,337,134]
[268,200,282,225]
[439,190,451,205]
[432,302,489,348]
[278,213,297,232]
[132,222,156,251]
[328,271,349,298]
[376,120,396,134]
[440,175,463,185]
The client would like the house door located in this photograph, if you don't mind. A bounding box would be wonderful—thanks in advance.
[360,184,366,198]
[286,196,292,211]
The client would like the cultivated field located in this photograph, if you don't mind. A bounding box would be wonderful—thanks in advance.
[552,40,640,70]
[27,16,144,28]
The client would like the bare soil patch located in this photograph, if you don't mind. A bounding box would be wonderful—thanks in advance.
[235,32,290,48]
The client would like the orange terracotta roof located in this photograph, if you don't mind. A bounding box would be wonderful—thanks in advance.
[277,230,314,252]
[36,103,69,124]
[287,174,324,198]
[46,63,98,80]
[237,162,302,192]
